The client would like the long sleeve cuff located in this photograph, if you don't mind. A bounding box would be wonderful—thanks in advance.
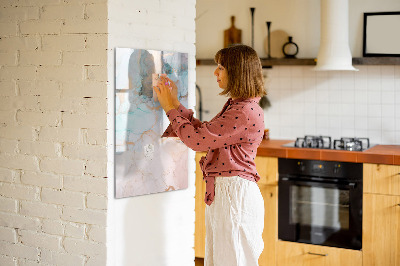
[166,108,181,123]
[176,103,193,118]
[161,108,181,138]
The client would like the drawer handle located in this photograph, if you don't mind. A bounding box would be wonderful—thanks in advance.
[307,252,328,256]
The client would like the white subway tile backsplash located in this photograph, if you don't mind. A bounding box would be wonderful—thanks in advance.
[355,116,368,130]
[341,104,355,116]
[316,77,329,90]
[341,89,355,104]
[396,90,400,105]
[342,128,355,137]
[396,105,400,117]
[316,89,329,103]
[277,67,292,78]
[329,116,342,129]
[328,74,341,89]
[304,127,317,136]
[303,67,316,78]
[304,102,316,115]
[316,70,329,79]
[368,117,382,131]
[279,77,291,89]
[367,91,381,104]
[328,103,341,116]
[342,117,355,129]
[196,65,400,144]
[304,92,316,105]
[355,104,368,117]
[382,131,396,144]
[354,73,367,91]
[355,128,368,138]
[381,66,395,77]
[328,88,341,103]
[368,130,382,144]
[382,117,396,131]
[316,103,329,115]
[316,115,330,128]
[280,114,292,127]
[382,105,395,118]
[367,65,381,76]
[291,67,304,78]
[341,71,355,81]
[291,78,304,90]
[354,89,368,104]
[382,78,395,91]
[292,92,304,103]
[367,77,381,91]
[382,90,395,104]
[395,66,400,78]
[367,104,382,118]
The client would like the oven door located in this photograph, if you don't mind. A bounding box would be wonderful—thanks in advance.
[278,176,362,250]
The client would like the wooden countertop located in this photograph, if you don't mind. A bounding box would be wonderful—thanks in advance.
[257,139,400,165]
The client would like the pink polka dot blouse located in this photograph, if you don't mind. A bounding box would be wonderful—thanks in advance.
[162,97,265,205]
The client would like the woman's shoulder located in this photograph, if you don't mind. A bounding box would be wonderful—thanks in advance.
[232,97,261,110]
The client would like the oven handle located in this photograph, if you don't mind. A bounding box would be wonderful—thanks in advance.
[280,177,357,189]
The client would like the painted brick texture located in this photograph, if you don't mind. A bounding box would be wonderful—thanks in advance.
[0,0,108,265]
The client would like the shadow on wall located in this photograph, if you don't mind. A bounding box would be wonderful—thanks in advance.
[122,196,167,265]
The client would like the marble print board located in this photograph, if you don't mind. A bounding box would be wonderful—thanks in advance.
[115,48,189,198]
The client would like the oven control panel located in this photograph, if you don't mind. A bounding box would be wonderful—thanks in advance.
[281,158,362,180]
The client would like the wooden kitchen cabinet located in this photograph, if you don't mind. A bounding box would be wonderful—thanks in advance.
[194,154,279,264]
[363,193,400,266]
[276,241,362,266]
[363,163,400,266]
[255,156,278,186]
[195,152,207,258]
[364,163,400,196]
[258,184,278,266]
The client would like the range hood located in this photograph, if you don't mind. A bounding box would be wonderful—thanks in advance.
[314,0,358,71]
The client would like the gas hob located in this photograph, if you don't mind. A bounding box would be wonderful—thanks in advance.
[282,135,374,151]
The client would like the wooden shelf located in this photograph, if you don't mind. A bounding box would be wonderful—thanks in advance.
[196,57,400,67]
[352,57,400,65]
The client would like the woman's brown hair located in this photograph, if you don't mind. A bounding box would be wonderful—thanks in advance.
[214,44,266,99]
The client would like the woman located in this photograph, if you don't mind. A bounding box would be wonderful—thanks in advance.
[154,44,266,266]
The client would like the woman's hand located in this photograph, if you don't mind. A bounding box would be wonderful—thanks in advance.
[153,76,176,113]
[165,76,180,109]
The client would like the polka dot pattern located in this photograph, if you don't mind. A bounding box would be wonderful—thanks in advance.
[162,98,265,205]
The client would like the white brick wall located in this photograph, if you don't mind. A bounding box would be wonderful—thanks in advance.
[0,0,108,265]
[2,0,198,264]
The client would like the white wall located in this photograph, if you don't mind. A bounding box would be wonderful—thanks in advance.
[196,0,400,145]
[197,0,400,58]
[0,1,108,265]
[107,1,197,266]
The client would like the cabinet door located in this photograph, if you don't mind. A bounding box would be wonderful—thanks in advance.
[195,152,207,258]
[277,241,362,266]
[255,156,278,186]
[364,164,400,196]
[259,185,278,266]
[363,193,400,266]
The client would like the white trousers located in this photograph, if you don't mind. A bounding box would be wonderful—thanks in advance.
[205,176,264,266]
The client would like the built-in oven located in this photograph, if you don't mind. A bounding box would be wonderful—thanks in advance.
[278,158,363,250]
